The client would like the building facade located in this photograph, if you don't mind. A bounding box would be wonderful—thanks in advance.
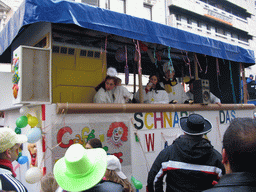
[0,1,10,31]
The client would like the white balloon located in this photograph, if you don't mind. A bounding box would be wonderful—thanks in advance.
[20,106,29,115]
[25,167,43,184]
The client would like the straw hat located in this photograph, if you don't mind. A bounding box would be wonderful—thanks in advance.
[0,127,27,153]
[53,143,107,192]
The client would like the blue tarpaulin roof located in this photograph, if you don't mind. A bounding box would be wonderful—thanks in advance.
[0,0,255,64]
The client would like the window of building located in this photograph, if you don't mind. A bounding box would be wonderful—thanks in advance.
[208,0,217,7]
[197,21,202,28]
[176,14,181,21]
[206,24,211,31]
[238,35,248,42]
[105,0,110,9]
[117,0,126,14]
[144,4,152,20]
[187,18,192,25]
[215,27,225,35]
[81,0,99,7]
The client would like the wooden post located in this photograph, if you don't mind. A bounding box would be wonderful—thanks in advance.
[241,63,248,103]
[133,60,137,94]
[138,63,143,103]
[194,53,199,80]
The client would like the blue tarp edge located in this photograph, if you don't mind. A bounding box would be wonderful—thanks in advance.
[0,0,255,64]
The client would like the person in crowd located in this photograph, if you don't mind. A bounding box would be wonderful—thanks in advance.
[0,127,28,192]
[134,74,169,104]
[85,138,103,149]
[40,173,59,192]
[147,114,225,192]
[246,74,254,84]
[186,81,221,105]
[105,155,135,192]
[93,75,117,103]
[203,117,256,191]
[159,62,190,103]
[114,77,132,104]
[53,143,123,192]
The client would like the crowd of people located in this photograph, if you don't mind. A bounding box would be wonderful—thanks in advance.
[0,114,255,192]
[94,64,221,104]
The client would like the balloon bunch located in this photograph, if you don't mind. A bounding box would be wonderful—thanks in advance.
[16,106,42,143]
[15,106,42,166]
[16,106,43,183]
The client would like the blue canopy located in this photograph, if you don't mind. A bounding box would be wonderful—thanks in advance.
[0,0,255,64]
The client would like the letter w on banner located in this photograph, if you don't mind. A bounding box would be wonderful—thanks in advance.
[145,133,155,152]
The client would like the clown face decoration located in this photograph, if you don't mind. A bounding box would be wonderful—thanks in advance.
[107,122,128,148]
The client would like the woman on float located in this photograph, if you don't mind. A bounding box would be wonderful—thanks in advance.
[134,74,169,104]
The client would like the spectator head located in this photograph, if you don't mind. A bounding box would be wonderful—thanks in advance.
[163,62,175,80]
[40,173,59,192]
[0,127,27,162]
[105,76,117,91]
[116,77,122,86]
[149,74,159,88]
[106,155,127,180]
[53,143,107,192]
[180,114,212,136]
[222,118,256,173]
[85,138,103,149]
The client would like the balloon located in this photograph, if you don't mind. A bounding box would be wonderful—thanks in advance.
[28,116,38,128]
[115,48,126,62]
[20,106,29,115]
[12,72,20,84]
[25,167,43,184]
[15,127,21,134]
[16,116,28,128]
[27,113,32,118]
[17,156,28,164]
[27,127,42,143]
[131,176,143,189]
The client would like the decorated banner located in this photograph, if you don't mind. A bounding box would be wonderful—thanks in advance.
[52,121,131,166]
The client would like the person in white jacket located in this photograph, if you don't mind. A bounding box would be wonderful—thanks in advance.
[134,74,169,104]
[93,75,117,103]
[114,78,132,104]
[160,62,189,104]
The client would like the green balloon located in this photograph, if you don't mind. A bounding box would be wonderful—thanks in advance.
[15,127,21,134]
[131,176,143,189]
[16,116,28,128]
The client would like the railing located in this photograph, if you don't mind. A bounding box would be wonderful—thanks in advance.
[56,103,255,114]
[174,21,250,47]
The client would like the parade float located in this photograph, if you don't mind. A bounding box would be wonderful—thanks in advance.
[0,0,255,191]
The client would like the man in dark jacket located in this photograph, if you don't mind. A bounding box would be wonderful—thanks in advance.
[147,114,225,192]
[203,117,256,192]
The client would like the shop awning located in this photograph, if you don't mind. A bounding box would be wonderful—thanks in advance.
[0,0,255,64]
